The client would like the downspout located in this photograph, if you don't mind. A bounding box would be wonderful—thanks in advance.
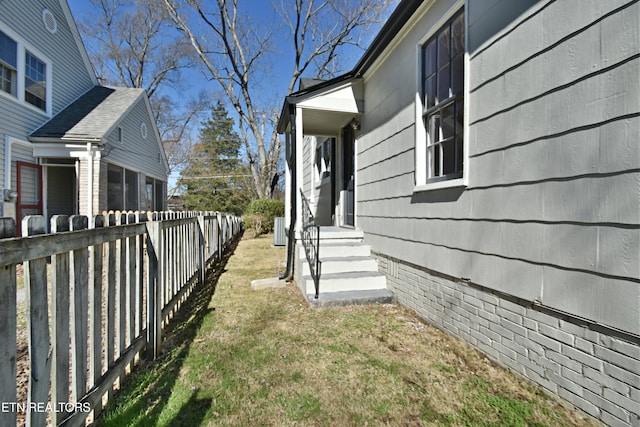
[4,136,12,193]
[279,104,297,280]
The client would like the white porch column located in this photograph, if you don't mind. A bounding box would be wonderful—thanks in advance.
[295,106,304,238]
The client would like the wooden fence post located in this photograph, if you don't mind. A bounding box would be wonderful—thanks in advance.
[51,215,71,425]
[23,215,50,426]
[0,217,17,427]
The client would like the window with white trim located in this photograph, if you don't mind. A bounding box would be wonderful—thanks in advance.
[422,9,464,183]
[0,25,51,115]
[25,51,47,110]
[107,164,139,211]
[116,126,123,144]
[0,31,17,96]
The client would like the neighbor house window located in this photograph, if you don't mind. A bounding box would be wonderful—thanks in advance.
[145,176,166,211]
[107,164,124,211]
[116,126,123,144]
[422,9,464,182]
[25,51,47,110]
[108,164,139,211]
[0,24,52,115]
[0,30,17,96]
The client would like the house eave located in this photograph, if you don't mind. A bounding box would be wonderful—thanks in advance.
[277,76,363,135]
[30,141,102,158]
[29,136,103,144]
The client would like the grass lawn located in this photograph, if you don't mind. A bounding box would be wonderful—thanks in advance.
[97,233,598,426]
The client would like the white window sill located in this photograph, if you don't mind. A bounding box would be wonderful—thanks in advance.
[413,177,466,193]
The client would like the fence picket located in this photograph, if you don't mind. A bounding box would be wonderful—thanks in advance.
[51,215,71,425]
[0,217,15,238]
[127,213,136,358]
[117,213,126,364]
[70,216,89,404]
[89,215,104,419]
[135,212,146,338]
[146,220,162,360]
[24,216,50,427]
[0,243,17,427]
[105,213,116,401]
[0,211,242,426]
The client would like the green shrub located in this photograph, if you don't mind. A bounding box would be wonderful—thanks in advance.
[244,199,285,236]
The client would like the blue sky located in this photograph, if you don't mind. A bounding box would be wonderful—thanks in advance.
[65,0,394,190]
[66,0,372,103]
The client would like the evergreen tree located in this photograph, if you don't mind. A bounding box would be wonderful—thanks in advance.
[180,101,253,215]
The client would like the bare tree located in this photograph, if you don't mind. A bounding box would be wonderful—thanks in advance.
[79,0,211,189]
[161,0,392,199]
[276,0,391,94]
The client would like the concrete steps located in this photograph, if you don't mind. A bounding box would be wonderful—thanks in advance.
[295,227,394,306]
[300,256,378,275]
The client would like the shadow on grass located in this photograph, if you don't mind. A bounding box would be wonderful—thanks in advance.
[96,234,242,427]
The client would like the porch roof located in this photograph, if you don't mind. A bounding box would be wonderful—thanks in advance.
[277,76,363,135]
[277,0,423,135]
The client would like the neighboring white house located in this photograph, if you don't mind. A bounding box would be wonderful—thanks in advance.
[278,0,639,425]
[0,0,169,234]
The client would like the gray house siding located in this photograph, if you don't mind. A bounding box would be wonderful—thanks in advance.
[356,0,639,425]
[359,0,639,338]
[100,96,168,212]
[467,0,639,330]
[0,0,95,115]
[0,0,95,219]
[104,97,168,180]
[302,135,313,200]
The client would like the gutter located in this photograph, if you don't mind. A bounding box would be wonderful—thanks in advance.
[351,0,423,76]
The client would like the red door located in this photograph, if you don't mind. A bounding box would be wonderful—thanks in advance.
[16,161,43,235]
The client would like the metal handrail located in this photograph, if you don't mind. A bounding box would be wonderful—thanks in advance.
[300,190,321,298]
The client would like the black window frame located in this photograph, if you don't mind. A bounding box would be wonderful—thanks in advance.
[422,8,465,183]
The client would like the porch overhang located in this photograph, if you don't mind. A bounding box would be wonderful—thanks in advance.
[29,141,102,158]
[277,76,364,136]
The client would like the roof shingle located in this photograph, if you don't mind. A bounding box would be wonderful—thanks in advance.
[30,86,144,142]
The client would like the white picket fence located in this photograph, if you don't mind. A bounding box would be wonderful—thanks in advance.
[0,211,242,426]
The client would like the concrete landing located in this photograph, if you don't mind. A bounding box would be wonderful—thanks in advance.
[306,289,395,308]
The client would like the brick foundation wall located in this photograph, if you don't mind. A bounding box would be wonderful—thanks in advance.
[374,252,640,427]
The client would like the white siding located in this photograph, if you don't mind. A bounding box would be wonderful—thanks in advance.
[357,0,639,334]
[0,0,95,216]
